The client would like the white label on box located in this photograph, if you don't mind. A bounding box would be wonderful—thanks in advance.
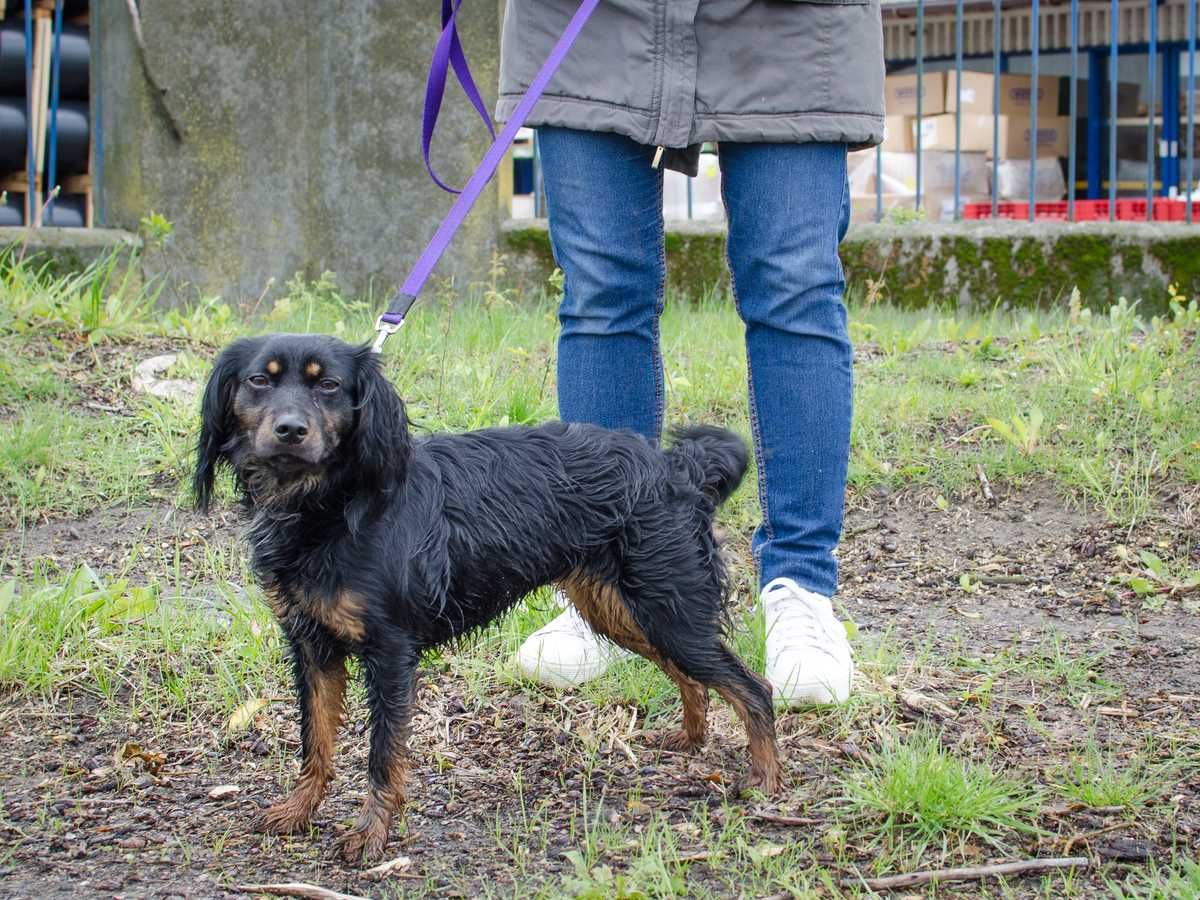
[918,119,937,149]
[960,88,977,104]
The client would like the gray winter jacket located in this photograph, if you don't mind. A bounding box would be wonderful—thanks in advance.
[497,0,886,174]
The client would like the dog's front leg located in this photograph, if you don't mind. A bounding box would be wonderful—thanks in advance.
[259,635,347,834]
[334,635,419,864]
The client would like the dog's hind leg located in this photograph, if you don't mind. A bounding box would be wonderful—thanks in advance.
[334,635,420,865]
[559,574,710,753]
[259,639,347,834]
[612,557,780,796]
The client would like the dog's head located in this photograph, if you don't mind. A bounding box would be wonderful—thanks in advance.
[193,333,409,517]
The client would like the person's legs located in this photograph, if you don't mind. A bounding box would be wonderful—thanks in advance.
[718,141,855,704]
[514,126,666,686]
[538,126,666,443]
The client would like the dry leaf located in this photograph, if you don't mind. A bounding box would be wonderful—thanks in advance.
[227,697,270,736]
[364,855,413,881]
[208,784,241,800]
[899,689,958,721]
[751,842,787,860]
[117,741,166,775]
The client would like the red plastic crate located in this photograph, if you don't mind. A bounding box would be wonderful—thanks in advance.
[1072,200,1110,221]
[959,197,1198,223]
[1152,198,1200,221]
[1034,201,1070,220]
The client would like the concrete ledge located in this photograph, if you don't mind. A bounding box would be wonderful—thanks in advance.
[501,218,1200,311]
[0,227,142,273]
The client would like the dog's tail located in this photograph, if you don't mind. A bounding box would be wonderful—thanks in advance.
[667,425,749,506]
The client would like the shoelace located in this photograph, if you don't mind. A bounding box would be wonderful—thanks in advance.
[764,591,842,661]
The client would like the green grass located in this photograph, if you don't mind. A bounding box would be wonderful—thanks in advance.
[845,729,1041,861]
[0,564,281,718]
[1051,744,1172,812]
[1,250,1198,527]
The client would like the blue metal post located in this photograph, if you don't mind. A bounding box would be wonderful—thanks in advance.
[954,0,963,219]
[992,0,1001,217]
[1088,49,1104,199]
[916,0,924,212]
[1163,37,1179,201]
[1109,0,1118,218]
[1029,0,1040,220]
[1146,0,1157,214]
[1068,0,1079,219]
[1188,0,1197,223]
[686,176,693,220]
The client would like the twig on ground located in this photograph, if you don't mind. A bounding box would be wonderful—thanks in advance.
[843,520,884,540]
[750,811,822,827]
[233,884,369,900]
[611,733,638,765]
[975,574,1035,586]
[845,856,1090,891]
[1041,802,1128,817]
[1063,822,1132,854]
[976,463,997,506]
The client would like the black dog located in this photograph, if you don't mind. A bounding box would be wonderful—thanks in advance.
[195,333,780,862]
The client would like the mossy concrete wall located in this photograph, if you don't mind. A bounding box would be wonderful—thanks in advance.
[93,3,500,305]
[502,219,1200,312]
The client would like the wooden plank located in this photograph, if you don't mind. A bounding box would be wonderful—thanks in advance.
[30,9,51,225]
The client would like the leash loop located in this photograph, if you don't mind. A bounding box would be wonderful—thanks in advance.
[372,0,602,354]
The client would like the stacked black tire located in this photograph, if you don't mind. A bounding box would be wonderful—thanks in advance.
[0,4,89,227]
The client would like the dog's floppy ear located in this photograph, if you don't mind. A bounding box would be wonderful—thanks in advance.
[193,338,254,512]
[348,345,411,523]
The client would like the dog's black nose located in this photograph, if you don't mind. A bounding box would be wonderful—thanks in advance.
[273,415,309,445]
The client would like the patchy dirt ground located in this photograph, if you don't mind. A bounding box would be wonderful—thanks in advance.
[2,484,1199,898]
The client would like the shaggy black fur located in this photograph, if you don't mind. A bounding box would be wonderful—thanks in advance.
[195,333,779,863]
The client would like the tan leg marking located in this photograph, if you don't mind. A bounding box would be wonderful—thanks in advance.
[557,572,709,753]
[259,661,348,833]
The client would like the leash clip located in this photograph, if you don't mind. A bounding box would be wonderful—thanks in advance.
[371,315,404,354]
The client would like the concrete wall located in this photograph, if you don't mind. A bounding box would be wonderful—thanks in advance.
[501,219,1200,313]
[93,2,501,305]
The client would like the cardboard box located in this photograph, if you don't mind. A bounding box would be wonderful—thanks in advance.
[914,114,996,152]
[945,71,994,114]
[994,115,1070,158]
[993,157,1067,201]
[848,149,989,198]
[999,74,1062,115]
[881,115,912,152]
[885,72,945,116]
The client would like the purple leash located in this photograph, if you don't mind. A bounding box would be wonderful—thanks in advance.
[373,0,602,353]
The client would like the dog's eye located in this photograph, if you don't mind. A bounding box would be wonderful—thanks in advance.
[317,378,340,393]
[247,374,270,388]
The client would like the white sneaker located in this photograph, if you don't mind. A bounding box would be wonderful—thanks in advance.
[514,591,632,688]
[762,577,854,705]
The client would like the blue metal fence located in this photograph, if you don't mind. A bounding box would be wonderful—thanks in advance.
[869,0,1198,223]
[508,0,1200,225]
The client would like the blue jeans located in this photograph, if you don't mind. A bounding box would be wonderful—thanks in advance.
[537,127,852,599]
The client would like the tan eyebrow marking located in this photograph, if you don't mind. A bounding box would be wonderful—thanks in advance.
[305,361,322,379]
[266,359,282,375]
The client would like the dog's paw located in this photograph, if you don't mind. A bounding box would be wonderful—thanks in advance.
[256,798,312,834]
[334,822,389,865]
[734,765,783,799]
[654,728,705,754]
